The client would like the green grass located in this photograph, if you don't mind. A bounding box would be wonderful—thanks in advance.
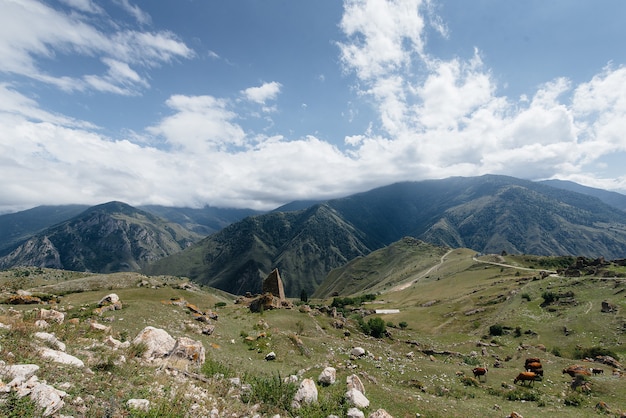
[1,255,625,417]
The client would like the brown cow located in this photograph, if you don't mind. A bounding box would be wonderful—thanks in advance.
[563,365,591,378]
[514,371,537,386]
[525,361,544,377]
[524,357,541,366]
[472,367,488,381]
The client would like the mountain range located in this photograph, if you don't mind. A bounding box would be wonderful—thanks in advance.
[3,175,626,296]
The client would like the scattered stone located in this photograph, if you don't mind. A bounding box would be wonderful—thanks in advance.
[601,300,618,313]
[292,378,318,409]
[29,381,66,416]
[318,367,336,385]
[89,322,112,333]
[351,347,366,357]
[127,398,150,412]
[132,326,176,360]
[38,308,64,324]
[0,364,40,386]
[168,336,205,365]
[39,348,84,368]
[369,409,394,418]
[7,295,42,305]
[347,407,365,418]
[345,388,369,408]
[98,293,120,306]
[265,351,276,361]
[346,374,365,394]
[34,332,66,352]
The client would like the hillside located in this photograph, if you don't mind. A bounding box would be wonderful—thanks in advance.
[147,175,626,297]
[1,249,625,417]
[0,202,203,273]
[0,205,89,256]
[144,204,373,297]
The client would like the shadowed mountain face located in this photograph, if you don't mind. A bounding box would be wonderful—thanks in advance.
[0,202,203,273]
[145,175,626,297]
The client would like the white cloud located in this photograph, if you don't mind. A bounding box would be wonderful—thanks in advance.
[0,0,192,95]
[147,95,246,152]
[3,0,626,214]
[59,0,104,14]
[241,82,282,105]
[115,0,151,25]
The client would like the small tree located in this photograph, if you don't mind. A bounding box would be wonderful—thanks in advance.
[367,317,387,338]
[300,289,308,303]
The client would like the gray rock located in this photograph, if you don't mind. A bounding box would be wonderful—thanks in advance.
[292,378,318,409]
[347,407,365,418]
[345,388,370,409]
[318,367,336,385]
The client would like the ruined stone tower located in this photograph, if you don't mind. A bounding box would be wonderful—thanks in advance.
[262,268,285,300]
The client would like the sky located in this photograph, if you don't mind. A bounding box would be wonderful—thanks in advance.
[2,0,626,213]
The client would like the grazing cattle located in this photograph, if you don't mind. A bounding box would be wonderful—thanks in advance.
[563,365,591,378]
[524,357,541,366]
[514,371,537,386]
[591,368,604,375]
[472,367,488,381]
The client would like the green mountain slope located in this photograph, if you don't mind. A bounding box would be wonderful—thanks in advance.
[0,202,203,273]
[143,204,373,297]
[146,175,626,297]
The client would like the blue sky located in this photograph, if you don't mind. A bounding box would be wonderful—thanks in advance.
[2,0,626,213]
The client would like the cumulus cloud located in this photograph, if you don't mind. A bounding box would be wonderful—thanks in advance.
[0,0,191,95]
[241,82,282,105]
[2,0,626,213]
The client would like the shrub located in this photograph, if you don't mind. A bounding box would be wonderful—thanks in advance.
[564,392,585,407]
[367,317,387,338]
[242,373,297,414]
[541,291,557,305]
[551,346,562,357]
[521,293,531,301]
[489,324,504,336]
[398,321,408,329]
[573,346,620,361]
[214,302,227,309]
[463,356,481,366]
[201,356,234,379]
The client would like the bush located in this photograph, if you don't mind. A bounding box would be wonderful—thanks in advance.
[367,317,387,338]
[573,346,620,361]
[489,324,504,336]
[541,291,557,305]
[521,293,531,301]
[398,321,408,329]
[242,373,297,414]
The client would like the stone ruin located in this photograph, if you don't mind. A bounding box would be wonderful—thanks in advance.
[246,268,292,312]
[263,268,286,300]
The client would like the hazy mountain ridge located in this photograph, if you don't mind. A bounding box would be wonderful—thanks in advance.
[4,175,626,297]
[147,175,626,297]
[0,203,259,256]
[0,202,203,273]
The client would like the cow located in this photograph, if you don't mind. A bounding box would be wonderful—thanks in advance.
[514,371,537,386]
[525,361,544,377]
[563,365,591,378]
[524,357,541,366]
[591,368,604,375]
[472,367,488,381]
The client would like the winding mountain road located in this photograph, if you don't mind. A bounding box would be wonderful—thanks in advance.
[388,249,453,293]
